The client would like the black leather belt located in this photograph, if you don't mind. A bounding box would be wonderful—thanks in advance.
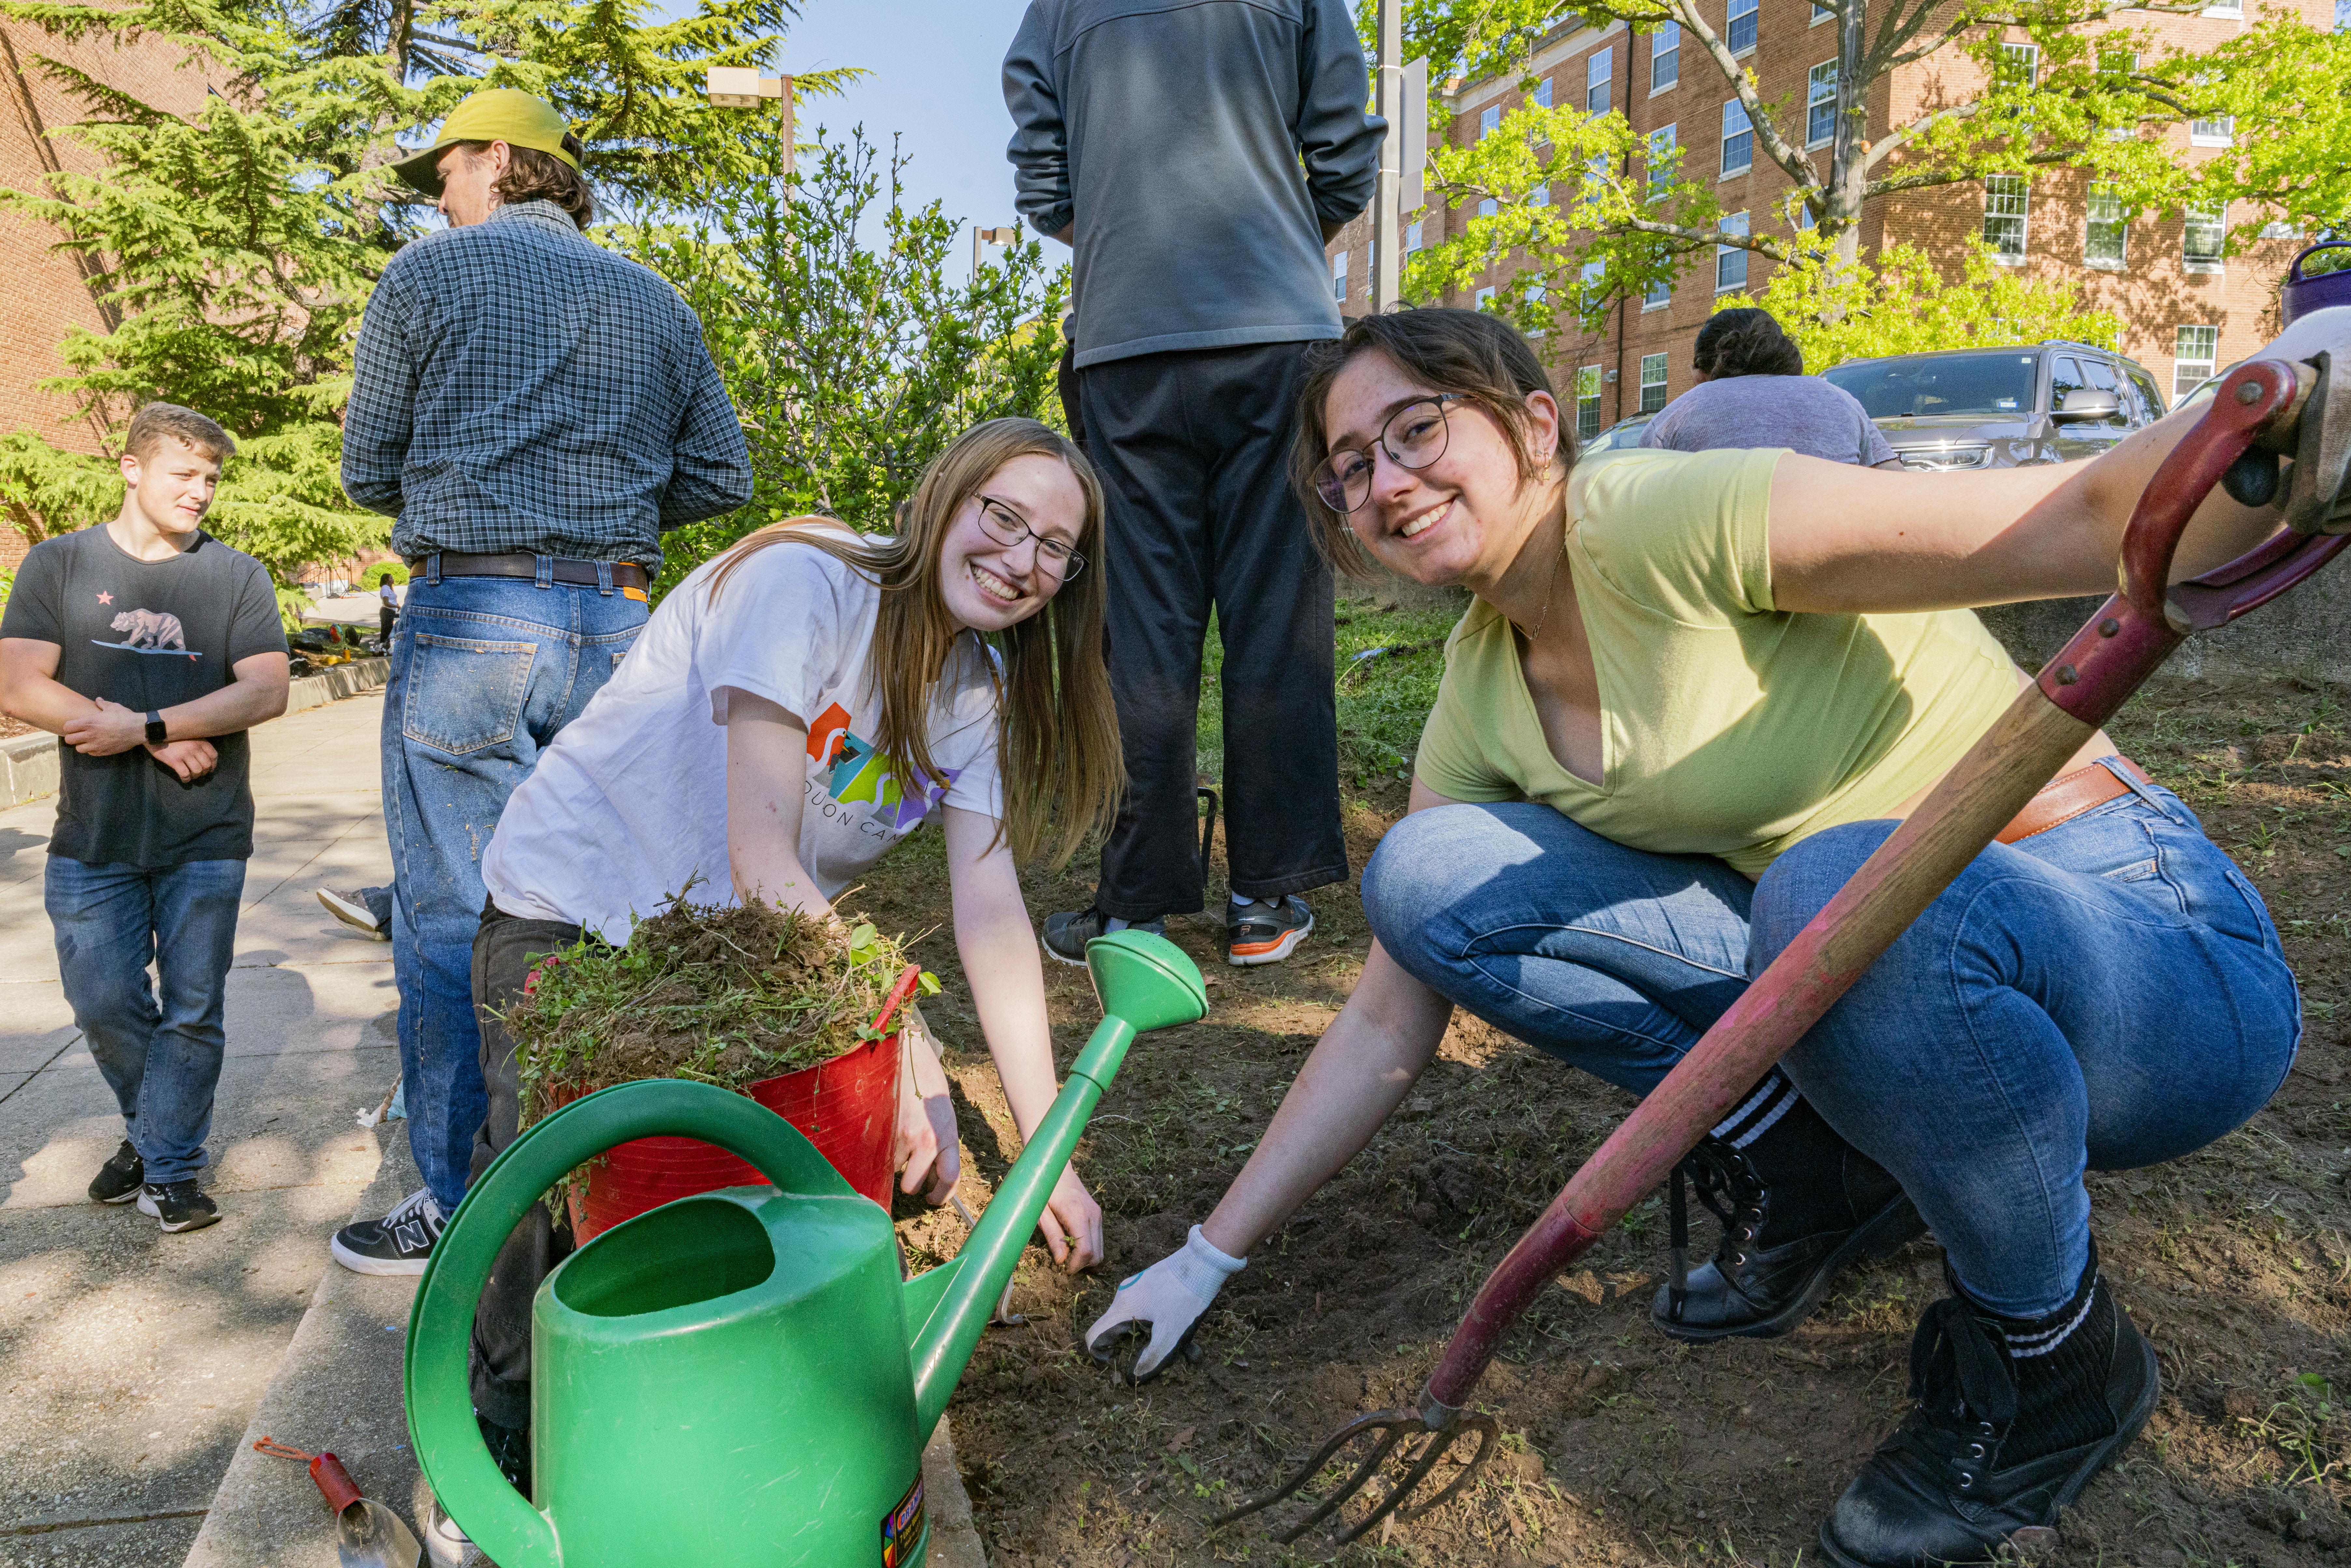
[405,551,651,594]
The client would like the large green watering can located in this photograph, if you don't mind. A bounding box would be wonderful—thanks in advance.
[404,930,1206,1567]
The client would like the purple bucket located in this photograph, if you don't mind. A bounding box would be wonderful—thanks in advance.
[2282,243,2351,328]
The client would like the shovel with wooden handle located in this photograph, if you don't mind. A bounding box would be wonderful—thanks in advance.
[1215,346,2351,1547]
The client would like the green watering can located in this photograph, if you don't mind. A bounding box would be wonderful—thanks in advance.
[404,931,1205,1568]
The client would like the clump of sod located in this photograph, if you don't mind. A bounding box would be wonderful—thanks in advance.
[505,889,932,1129]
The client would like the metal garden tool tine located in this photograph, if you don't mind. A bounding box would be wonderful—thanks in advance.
[1211,1403,1498,1545]
[1211,1406,1419,1537]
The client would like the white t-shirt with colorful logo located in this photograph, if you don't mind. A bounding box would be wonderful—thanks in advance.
[482,536,1006,945]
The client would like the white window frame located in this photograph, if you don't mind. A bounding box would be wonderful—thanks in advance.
[1476,285,1497,310]
[1720,99,1753,177]
[1806,61,1838,148]
[1651,22,1680,93]
[2183,202,2227,273]
[1648,123,1678,198]
[1529,182,1551,207]
[1576,364,1604,441]
[1406,219,1424,255]
[1727,0,1759,55]
[2098,50,2140,140]
[1999,42,2038,89]
[2200,0,2242,16]
[1982,173,2029,264]
[1332,249,1350,302]
[1639,352,1670,412]
[2084,183,2128,270]
[1479,105,1502,138]
[2174,325,2219,401]
[2190,113,2235,146]
[1716,210,1750,292]
[1811,0,1836,21]
[1478,197,1499,218]
[1533,78,1553,109]
[1644,274,1673,310]
[1587,47,1614,116]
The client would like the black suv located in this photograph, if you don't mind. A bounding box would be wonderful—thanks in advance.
[1820,341,2169,471]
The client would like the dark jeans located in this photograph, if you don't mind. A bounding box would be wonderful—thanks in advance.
[1076,340,1346,918]
[383,568,644,1215]
[467,901,592,1430]
[47,856,246,1185]
[1362,765,2300,1318]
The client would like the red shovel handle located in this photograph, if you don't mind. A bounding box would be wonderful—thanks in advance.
[310,1452,363,1514]
[1419,356,2327,1418]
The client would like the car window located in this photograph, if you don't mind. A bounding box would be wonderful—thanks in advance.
[2076,359,2128,425]
[1822,353,2040,419]
[2051,356,2088,411]
[2127,368,2166,420]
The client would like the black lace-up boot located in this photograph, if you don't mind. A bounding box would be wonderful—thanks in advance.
[1651,1071,1925,1341]
[1819,1251,2159,1567]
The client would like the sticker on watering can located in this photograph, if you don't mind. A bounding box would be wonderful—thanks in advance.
[880,1472,925,1566]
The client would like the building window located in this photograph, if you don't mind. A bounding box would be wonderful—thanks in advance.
[2084,184,2128,269]
[1721,100,1753,176]
[1530,182,1551,206]
[1587,47,1614,115]
[1728,0,1758,54]
[1640,352,1670,412]
[1651,22,1679,91]
[1478,197,1499,218]
[1648,124,1678,197]
[1533,77,1553,109]
[1998,42,2038,88]
[1332,249,1349,302]
[1476,285,1497,310]
[1812,0,1835,20]
[1577,365,1603,440]
[1716,211,1750,291]
[2175,325,2219,401]
[2201,0,2242,15]
[1644,274,1672,309]
[1807,62,1838,147]
[2190,112,2235,145]
[1406,220,1424,255]
[2184,202,2226,271]
[1982,174,2028,263]
[2098,50,2139,139]
[1480,105,1502,138]
[1793,198,1816,231]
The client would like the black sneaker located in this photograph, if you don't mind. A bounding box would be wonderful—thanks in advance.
[317,886,387,937]
[1818,1255,2158,1567]
[1652,1075,1925,1342]
[1225,895,1314,967]
[137,1180,220,1232]
[89,1139,144,1204]
[331,1185,444,1275]
[1041,907,1164,967]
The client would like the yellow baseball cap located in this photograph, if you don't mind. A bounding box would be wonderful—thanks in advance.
[390,88,580,197]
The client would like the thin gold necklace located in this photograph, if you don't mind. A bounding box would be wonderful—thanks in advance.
[1510,514,1569,644]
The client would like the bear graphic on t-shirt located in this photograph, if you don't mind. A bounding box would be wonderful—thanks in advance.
[110,609,187,650]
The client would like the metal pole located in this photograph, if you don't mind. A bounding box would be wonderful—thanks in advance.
[1372,0,1404,313]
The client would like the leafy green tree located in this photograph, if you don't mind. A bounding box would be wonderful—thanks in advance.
[1396,0,2346,340]
[627,128,1072,596]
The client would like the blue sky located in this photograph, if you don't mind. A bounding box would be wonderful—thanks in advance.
[774,0,1039,268]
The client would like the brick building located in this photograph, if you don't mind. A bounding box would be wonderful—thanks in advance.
[1,21,215,572]
[1328,0,2331,437]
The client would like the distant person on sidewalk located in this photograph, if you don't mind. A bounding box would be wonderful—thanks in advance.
[0,403,291,1234]
[1005,0,1383,969]
[332,87,752,1276]
[1640,307,1900,467]
[377,574,399,644]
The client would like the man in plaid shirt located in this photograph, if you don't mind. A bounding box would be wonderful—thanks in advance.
[332,89,750,1289]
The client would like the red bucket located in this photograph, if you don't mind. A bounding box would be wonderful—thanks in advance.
[553,1032,901,1242]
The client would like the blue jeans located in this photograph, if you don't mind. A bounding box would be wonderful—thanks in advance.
[1362,763,2300,1318]
[383,567,645,1213]
[48,856,246,1185]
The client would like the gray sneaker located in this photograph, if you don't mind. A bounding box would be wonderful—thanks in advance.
[1040,907,1165,967]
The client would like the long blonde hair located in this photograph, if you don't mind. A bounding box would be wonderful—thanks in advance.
[708,418,1121,870]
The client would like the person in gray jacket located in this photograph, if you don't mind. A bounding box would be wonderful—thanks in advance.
[1006,0,1383,971]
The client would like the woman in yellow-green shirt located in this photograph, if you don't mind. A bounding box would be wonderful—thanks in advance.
[1084,308,2318,1568]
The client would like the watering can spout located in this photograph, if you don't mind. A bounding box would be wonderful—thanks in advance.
[908,930,1205,1435]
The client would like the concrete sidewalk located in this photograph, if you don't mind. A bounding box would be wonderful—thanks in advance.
[0,693,398,1567]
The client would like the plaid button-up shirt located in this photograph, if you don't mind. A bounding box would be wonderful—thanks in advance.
[343,201,752,568]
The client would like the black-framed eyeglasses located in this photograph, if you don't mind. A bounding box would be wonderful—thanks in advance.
[973,495,1087,581]
[1311,394,1463,514]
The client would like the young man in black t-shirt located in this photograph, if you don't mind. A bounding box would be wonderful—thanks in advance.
[0,404,290,1233]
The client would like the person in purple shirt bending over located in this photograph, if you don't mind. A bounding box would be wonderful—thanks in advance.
[1641,308,1901,468]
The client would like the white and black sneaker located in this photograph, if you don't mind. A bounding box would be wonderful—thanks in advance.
[138,1179,220,1232]
[318,886,388,938]
[331,1185,444,1275]
[90,1139,144,1204]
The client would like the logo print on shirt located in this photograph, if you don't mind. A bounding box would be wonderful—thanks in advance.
[804,702,958,831]
[91,608,200,659]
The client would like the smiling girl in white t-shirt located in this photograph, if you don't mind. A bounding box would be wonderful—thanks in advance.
[476,419,1123,1305]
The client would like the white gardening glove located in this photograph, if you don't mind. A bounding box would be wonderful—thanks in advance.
[1084,1224,1245,1383]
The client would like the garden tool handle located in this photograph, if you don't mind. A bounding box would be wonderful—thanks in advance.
[404,1080,858,1568]
[1421,355,2332,1417]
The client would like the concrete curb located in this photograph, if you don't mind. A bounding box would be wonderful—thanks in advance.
[0,657,386,813]
[182,1127,988,1568]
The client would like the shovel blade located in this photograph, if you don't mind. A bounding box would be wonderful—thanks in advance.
[337,1498,424,1568]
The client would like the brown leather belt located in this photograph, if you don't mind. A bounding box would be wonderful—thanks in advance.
[406,551,651,594]
[1995,756,2150,844]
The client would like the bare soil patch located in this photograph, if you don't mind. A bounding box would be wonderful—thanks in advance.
[862,671,2351,1568]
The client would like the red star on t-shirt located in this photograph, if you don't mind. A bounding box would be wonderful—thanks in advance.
[95,591,113,605]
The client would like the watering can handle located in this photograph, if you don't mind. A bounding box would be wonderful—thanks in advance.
[402,1080,858,1568]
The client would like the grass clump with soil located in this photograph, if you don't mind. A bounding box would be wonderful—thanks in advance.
[504,891,924,1126]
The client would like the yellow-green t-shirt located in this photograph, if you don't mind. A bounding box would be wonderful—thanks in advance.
[1413,447,2020,876]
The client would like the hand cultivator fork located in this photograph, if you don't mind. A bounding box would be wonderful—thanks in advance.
[1215,339,2351,1548]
